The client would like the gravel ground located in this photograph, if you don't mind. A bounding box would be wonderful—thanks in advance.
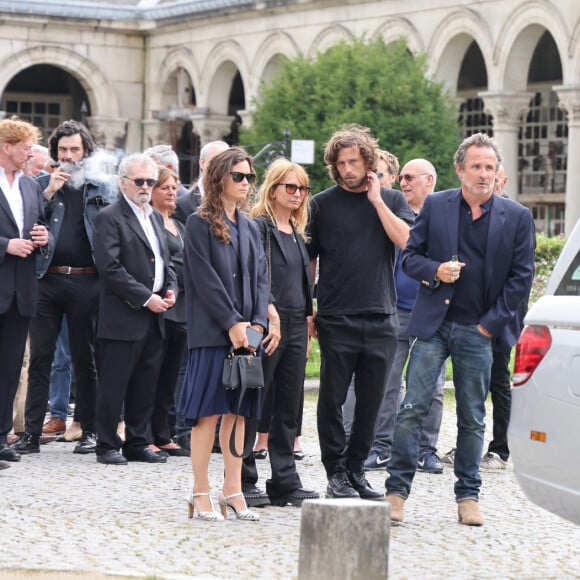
[1,383,579,579]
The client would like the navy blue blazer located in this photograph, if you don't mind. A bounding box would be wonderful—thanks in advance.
[253,216,313,318]
[0,176,53,318]
[183,210,269,349]
[93,196,178,341]
[403,188,535,350]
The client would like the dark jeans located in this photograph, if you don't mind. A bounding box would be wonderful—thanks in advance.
[26,273,99,435]
[95,313,164,455]
[387,321,492,502]
[243,308,307,495]
[152,320,187,446]
[487,348,512,461]
[316,313,397,477]
[0,300,30,443]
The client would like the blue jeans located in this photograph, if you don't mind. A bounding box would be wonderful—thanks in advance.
[386,320,492,501]
[49,315,72,421]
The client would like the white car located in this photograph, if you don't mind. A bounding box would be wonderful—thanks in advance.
[509,220,580,525]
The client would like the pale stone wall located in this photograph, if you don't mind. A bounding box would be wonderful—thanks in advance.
[0,0,579,229]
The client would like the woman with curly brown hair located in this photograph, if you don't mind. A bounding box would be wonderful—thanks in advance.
[178,147,270,521]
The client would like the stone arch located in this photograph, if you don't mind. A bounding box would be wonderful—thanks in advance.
[0,44,120,119]
[427,9,494,96]
[149,46,200,112]
[199,40,250,112]
[372,16,425,55]
[496,1,570,89]
[571,18,580,81]
[250,32,301,97]
[308,24,353,58]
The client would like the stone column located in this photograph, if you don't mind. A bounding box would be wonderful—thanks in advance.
[479,91,533,199]
[554,85,580,234]
[88,116,128,152]
[190,110,233,146]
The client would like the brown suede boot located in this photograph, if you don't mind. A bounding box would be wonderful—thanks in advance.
[386,494,405,523]
[457,499,484,526]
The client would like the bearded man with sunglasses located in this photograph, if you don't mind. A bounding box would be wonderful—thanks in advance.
[307,124,414,500]
[92,153,177,464]
[13,120,116,457]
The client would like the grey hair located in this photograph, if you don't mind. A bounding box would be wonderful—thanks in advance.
[200,140,229,163]
[453,133,502,170]
[144,144,179,171]
[118,153,159,180]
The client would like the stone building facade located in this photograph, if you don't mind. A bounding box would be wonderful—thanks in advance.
[0,0,578,233]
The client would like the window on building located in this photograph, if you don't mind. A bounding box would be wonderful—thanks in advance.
[518,87,567,195]
[2,93,72,144]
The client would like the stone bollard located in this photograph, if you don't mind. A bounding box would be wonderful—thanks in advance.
[298,498,390,580]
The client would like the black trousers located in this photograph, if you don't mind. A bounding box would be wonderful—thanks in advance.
[95,313,164,455]
[151,319,187,446]
[487,348,512,460]
[0,300,30,443]
[243,308,307,495]
[26,273,99,435]
[315,313,398,477]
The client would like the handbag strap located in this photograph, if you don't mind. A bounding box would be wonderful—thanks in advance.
[228,379,259,458]
[266,226,272,290]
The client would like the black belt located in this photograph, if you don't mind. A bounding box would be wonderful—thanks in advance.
[48,266,97,275]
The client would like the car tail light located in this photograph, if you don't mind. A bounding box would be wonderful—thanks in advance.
[512,325,552,386]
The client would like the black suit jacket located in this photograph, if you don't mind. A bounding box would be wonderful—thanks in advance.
[0,176,52,318]
[253,216,313,318]
[174,185,201,225]
[93,196,178,341]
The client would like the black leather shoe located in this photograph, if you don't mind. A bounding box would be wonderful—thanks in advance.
[327,470,359,499]
[125,447,167,463]
[73,432,97,454]
[243,484,271,507]
[11,433,40,455]
[269,487,320,507]
[0,443,21,462]
[175,433,191,452]
[158,445,189,457]
[0,460,10,470]
[97,449,128,465]
[347,470,385,501]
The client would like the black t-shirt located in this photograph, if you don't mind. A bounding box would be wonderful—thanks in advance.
[307,185,414,316]
[275,230,307,311]
[51,185,93,267]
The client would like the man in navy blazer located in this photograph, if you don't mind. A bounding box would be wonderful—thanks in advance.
[0,118,51,465]
[386,133,535,526]
[93,153,177,465]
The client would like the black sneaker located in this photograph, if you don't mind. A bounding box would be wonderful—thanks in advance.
[326,470,359,499]
[11,433,40,454]
[243,485,271,507]
[73,432,97,454]
[417,450,443,474]
[347,470,385,500]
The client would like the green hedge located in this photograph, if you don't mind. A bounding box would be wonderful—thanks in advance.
[530,233,567,304]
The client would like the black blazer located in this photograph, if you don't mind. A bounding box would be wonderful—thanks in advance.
[253,216,313,318]
[183,210,269,349]
[93,196,178,341]
[174,185,201,225]
[0,176,52,318]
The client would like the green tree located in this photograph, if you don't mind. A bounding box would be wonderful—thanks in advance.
[241,37,461,193]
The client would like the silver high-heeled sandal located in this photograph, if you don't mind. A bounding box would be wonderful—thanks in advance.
[187,491,224,521]
[218,491,260,521]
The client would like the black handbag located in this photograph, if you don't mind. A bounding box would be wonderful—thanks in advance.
[222,348,264,457]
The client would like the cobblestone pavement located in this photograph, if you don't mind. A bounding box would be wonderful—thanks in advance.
[1,384,579,579]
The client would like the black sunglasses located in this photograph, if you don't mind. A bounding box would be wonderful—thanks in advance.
[124,177,157,188]
[230,171,257,184]
[278,183,311,196]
